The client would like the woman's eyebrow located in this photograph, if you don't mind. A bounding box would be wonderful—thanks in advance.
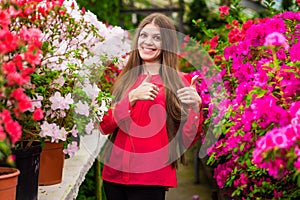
[140,30,161,35]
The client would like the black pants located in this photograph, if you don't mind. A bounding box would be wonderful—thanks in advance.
[103,180,166,200]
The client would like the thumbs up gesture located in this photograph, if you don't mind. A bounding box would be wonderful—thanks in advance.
[128,73,159,106]
[190,75,199,88]
[177,75,202,111]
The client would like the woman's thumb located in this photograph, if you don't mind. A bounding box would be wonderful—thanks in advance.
[190,75,199,87]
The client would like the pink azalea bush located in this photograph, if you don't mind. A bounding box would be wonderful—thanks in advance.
[185,1,300,199]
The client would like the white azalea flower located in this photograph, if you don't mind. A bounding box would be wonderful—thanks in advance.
[83,83,100,100]
[39,121,53,138]
[50,92,64,110]
[70,125,78,137]
[61,93,74,110]
[99,99,108,113]
[53,127,68,142]
[85,120,94,135]
[53,75,65,87]
[75,100,89,117]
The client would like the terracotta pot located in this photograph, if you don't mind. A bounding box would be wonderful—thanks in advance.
[0,167,20,200]
[38,141,64,186]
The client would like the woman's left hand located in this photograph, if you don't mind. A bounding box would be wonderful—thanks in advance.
[177,75,202,112]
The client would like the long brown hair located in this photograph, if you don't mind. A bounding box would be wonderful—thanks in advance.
[112,13,188,167]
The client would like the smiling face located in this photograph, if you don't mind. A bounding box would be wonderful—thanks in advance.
[138,23,162,64]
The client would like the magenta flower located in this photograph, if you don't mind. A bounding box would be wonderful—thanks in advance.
[264,32,289,50]
[295,158,300,172]
[190,7,300,199]
[271,129,289,148]
[289,41,300,61]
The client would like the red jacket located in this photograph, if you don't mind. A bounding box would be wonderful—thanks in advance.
[99,73,203,187]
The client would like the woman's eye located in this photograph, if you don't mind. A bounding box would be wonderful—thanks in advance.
[153,36,161,41]
[139,33,147,38]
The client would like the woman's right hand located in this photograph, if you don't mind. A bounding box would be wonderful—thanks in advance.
[128,74,159,106]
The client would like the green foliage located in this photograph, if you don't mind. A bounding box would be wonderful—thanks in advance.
[77,165,97,200]
[186,0,226,41]
[76,0,119,25]
[76,0,136,29]
[77,162,106,200]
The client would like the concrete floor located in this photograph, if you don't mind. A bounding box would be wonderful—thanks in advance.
[166,149,214,200]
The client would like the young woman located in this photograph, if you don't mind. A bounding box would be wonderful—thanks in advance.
[99,13,203,200]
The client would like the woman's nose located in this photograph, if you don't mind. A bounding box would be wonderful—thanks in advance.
[144,36,154,45]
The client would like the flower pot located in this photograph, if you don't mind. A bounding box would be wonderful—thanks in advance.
[38,141,64,185]
[0,167,20,200]
[13,141,42,200]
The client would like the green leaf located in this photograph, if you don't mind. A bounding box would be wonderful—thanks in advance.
[246,159,251,167]
[233,147,238,154]
[240,143,245,152]
[245,94,252,107]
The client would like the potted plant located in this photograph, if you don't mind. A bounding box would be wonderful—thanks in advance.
[0,1,44,199]
[1,0,130,197]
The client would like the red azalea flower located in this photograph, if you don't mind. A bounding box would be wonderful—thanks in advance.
[10,88,26,101]
[232,20,239,27]
[0,30,17,54]
[4,120,22,143]
[37,6,48,16]
[0,125,5,141]
[23,7,33,16]
[81,7,86,14]
[7,72,28,86]
[228,28,243,43]
[225,24,232,29]
[24,46,41,66]
[209,36,219,49]
[219,6,230,18]
[0,9,11,29]
[13,55,23,70]
[1,61,16,74]
[18,100,32,112]
[33,108,44,121]
[242,20,253,32]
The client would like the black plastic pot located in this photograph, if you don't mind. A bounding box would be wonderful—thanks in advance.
[12,141,42,200]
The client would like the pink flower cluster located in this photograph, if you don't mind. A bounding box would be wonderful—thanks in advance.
[0,1,41,140]
[0,0,45,163]
[63,141,78,158]
[253,102,300,177]
[0,110,22,143]
[205,11,300,198]
[219,6,230,18]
